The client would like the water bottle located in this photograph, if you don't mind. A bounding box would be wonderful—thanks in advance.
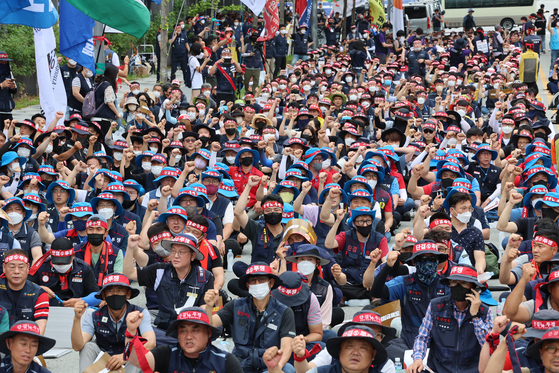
[347,299,371,307]
[227,250,234,272]
[477,271,494,283]
[394,357,403,372]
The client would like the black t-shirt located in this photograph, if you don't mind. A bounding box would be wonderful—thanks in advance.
[535,17,546,35]
[217,298,296,339]
[513,217,538,238]
[151,345,244,373]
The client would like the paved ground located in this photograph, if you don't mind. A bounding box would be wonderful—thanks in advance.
[11,30,559,372]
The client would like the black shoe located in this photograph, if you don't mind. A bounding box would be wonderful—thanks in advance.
[402,211,411,221]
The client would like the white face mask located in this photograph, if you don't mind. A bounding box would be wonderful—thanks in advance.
[142,162,152,172]
[341,68,347,72]
[457,79,463,85]
[349,94,358,101]
[7,212,23,225]
[154,91,161,98]
[262,93,270,99]
[235,22,239,26]
[136,113,145,119]
[448,80,456,87]
[303,85,311,91]
[150,146,159,153]
[454,210,472,224]
[371,86,379,92]
[320,106,328,112]
[291,78,298,84]
[199,110,206,116]
[132,90,140,95]
[345,138,356,146]
[417,97,425,105]
[197,53,204,59]
[248,281,270,300]
[279,84,287,90]
[264,134,275,142]
[510,73,516,79]
[325,69,332,75]
[85,70,93,78]
[356,155,363,163]
[368,179,377,190]
[114,152,123,161]
[280,29,288,34]
[456,109,466,118]
[226,156,236,164]
[362,101,370,108]
[99,208,114,220]
[152,165,163,176]
[311,81,316,86]
[45,144,53,154]
[272,87,278,92]
[322,159,331,169]
[346,77,353,83]
[494,83,499,90]
[502,125,514,134]
[180,110,187,115]
[321,86,327,92]
[17,148,31,158]
[29,213,37,221]
[67,59,77,65]
[133,150,142,156]
[532,198,543,209]
[187,112,197,121]
[203,90,211,97]
[297,260,316,276]
[175,155,182,164]
[53,263,72,274]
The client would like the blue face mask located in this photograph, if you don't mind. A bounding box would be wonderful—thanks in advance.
[73,219,87,232]
[416,260,438,286]
[297,118,310,130]
[384,80,392,86]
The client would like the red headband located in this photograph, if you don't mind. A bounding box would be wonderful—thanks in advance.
[186,220,208,233]
[533,320,559,330]
[262,201,283,210]
[413,242,438,253]
[177,310,210,324]
[341,328,375,338]
[149,232,172,245]
[4,254,29,264]
[430,219,452,229]
[86,219,108,230]
[535,235,558,248]
[12,322,40,335]
[450,266,478,277]
[277,283,303,296]
[246,264,273,275]
[354,312,382,325]
[51,249,74,257]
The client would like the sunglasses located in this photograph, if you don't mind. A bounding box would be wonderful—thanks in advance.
[423,129,435,134]
[415,256,439,263]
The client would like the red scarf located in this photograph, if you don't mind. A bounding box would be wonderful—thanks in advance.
[84,242,111,286]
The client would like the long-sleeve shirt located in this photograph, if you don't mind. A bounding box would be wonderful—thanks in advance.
[412,302,492,361]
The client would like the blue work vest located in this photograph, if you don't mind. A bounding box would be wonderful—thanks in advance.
[92,303,144,355]
[232,296,287,373]
[33,258,91,305]
[400,273,449,349]
[340,229,385,284]
[0,278,43,326]
[167,342,228,373]
[310,276,330,308]
[428,295,488,373]
[209,195,230,220]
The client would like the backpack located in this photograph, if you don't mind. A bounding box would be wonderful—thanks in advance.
[184,56,193,88]
[485,242,500,277]
[82,83,105,119]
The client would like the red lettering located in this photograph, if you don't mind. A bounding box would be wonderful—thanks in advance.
[237,311,250,318]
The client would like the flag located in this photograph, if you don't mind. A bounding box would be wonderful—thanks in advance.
[34,27,67,128]
[0,0,31,20]
[390,0,404,33]
[370,0,387,28]
[0,0,58,29]
[263,0,279,40]
[298,0,312,28]
[239,0,267,18]
[331,0,368,17]
[59,0,95,72]
[64,0,150,39]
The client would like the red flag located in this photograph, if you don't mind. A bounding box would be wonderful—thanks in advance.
[263,0,280,40]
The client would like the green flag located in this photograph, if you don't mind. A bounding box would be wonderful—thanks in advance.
[65,0,150,38]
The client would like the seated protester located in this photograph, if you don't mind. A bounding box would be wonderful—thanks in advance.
[22,193,51,244]
[142,167,179,209]
[285,245,344,334]
[305,147,333,193]
[293,311,397,372]
[123,233,214,345]
[15,173,45,199]
[37,203,99,247]
[73,215,123,287]
[186,184,223,247]
[370,240,449,349]
[123,152,167,196]
[498,190,556,239]
[501,226,559,287]
[124,307,243,373]
[512,185,547,221]
[467,143,502,207]
[104,182,142,234]
[504,242,559,323]
[293,183,349,248]
[11,137,39,174]
[203,262,296,373]
[232,176,284,267]
[281,325,388,373]
[325,207,387,301]
[45,180,77,232]
[445,190,486,274]
[228,147,263,211]
[271,271,323,357]
[90,192,129,252]
[28,237,100,307]
[0,250,49,334]
[1,197,42,264]
[277,138,310,177]
[0,321,55,373]
[123,179,147,223]
[84,168,118,201]
[408,264,492,373]
[71,273,155,373]
[0,152,26,197]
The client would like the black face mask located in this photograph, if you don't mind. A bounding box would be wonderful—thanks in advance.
[533,179,548,187]
[42,179,53,188]
[542,208,559,221]
[199,137,210,147]
[535,132,548,140]
[295,71,301,77]
[399,251,413,263]
[264,212,283,225]
[356,224,373,238]
[291,90,300,95]
[122,199,136,210]
[225,128,237,136]
[88,233,104,246]
[441,178,454,190]
[255,121,266,129]
[240,156,253,166]
[301,134,313,142]
[450,285,473,302]
[105,294,127,310]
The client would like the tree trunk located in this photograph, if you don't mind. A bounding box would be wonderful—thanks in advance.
[342,0,348,42]
[159,0,171,83]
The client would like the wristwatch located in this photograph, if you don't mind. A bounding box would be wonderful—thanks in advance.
[471,311,482,319]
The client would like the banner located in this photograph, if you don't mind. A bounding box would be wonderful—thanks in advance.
[298,0,312,28]
[390,0,404,33]
[0,0,58,29]
[240,0,267,17]
[64,0,150,38]
[0,0,31,20]
[263,0,280,40]
[330,0,368,17]
[59,0,95,72]
[370,0,387,28]
[34,27,67,128]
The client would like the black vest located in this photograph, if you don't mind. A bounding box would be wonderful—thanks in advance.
[69,73,93,112]
[92,303,144,355]
[0,279,43,326]
[33,258,92,304]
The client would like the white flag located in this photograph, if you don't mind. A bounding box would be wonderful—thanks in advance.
[34,27,67,126]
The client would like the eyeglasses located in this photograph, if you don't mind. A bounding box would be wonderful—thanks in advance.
[247,276,270,285]
[170,249,190,257]
[545,345,559,356]
[97,203,115,209]
[183,138,196,143]
[202,179,220,186]
[354,219,373,227]
[184,226,203,238]
[415,256,439,263]
[52,189,68,195]
[374,332,385,341]
[180,198,198,206]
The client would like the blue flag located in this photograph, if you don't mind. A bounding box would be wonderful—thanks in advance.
[0,0,58,28]
[298,0,312,31]
[0,0,31,20]
[59,0,95,72]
